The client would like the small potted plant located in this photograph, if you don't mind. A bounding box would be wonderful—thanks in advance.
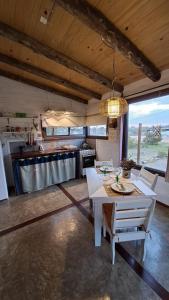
[120,159,136,178]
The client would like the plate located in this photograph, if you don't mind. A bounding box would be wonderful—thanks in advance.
[111,183,135,194]
[99,166,113,172]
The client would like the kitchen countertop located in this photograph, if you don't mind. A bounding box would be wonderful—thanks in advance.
[12,148,79,159]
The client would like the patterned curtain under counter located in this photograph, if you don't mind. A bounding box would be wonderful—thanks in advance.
[13,152,78,194]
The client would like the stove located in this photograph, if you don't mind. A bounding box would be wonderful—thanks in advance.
[80,149,96,176]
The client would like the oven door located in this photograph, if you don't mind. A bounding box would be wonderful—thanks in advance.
[82,155,96,168]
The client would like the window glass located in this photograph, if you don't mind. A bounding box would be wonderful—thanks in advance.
[45,128,53,136]
[70,127,84,135]
[53,127,69,135]
[87,125,107,136]
[128,95,169,172]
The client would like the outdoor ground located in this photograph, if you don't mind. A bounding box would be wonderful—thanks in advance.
[128,142,168,171]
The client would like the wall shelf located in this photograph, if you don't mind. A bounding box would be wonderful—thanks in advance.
[0,116,39,133]
[2,131,32,134]
[0,116,38,119]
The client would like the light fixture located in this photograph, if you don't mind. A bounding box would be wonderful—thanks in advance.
[44,110,72,116]
[99,53,128,118]
[44,110,80,117]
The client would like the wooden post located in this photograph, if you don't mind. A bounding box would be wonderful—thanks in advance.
[122,113,128,160]
[137,123,142,165]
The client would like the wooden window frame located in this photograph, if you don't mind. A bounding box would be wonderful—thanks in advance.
[42,126,86,141]
[86,124,108,140]
[69,126,86,136]
[122,90,169,177]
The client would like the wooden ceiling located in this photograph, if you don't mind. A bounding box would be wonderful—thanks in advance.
[0,0,169,104]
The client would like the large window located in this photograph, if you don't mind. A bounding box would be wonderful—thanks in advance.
[45,127,69,136]
[44,126,85,138]
[44,125,108,138]
[70,127,84,135]
[87,125,107,137]
[128,95,169,172]
[54,127,69,136]
[45,128,53,136]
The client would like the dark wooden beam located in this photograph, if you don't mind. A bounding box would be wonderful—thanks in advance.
[0,69,87,104]
[0,53,101,99]
[55,0,161,82]
[0,21,123,93]
[126,87,169,104]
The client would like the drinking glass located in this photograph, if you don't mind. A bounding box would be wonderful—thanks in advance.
[112,167,121,183]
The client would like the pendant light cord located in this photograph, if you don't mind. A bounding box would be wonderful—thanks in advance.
[112,51,116,98]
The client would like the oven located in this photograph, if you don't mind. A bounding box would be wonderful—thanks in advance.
[80,149,96,176]
[82,155,96,168]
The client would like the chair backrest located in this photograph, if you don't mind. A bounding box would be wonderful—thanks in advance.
[94,160,112,168]
[111,198,156,234]
[139,167,158,190]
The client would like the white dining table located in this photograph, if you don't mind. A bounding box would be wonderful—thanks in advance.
[86,167,156,247]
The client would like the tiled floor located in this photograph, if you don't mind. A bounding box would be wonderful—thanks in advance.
[0,185,71,231]
[0,178,169,300]
[61,178,89,201]
[122,204,169,292]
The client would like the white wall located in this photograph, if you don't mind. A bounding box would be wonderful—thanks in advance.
[0,76,87,116]
[155,176,169,206]
[87,99,121,166]
[0,76,86,146]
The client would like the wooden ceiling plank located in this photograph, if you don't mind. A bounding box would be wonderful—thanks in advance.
[0,52,101,99]
[0,68,87,104]
[0,21,123,93]
[55,0,161,82]
[0,36,109,94]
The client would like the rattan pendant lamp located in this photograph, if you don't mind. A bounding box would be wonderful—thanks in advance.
[99,53,128,118]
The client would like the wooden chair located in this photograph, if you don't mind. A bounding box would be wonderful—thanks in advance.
[138,167,158,191]
[103,197,156,264]
[94,160,112,168]
[90,160,112,210]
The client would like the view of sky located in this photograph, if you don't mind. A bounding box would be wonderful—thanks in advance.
[129,95,169,126]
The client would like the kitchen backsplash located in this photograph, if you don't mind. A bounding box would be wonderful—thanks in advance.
[38,139,85,150]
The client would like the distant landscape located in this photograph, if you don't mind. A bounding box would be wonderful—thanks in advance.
[128,96,169,171]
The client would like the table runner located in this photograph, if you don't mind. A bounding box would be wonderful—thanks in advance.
[96,168,143,196]
[104,182,143,197]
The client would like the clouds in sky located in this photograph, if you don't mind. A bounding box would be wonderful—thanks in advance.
[129,96,169,118]
[129,95,169,126]
[130,102,169,117]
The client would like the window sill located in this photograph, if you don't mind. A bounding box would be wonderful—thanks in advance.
[134,165,165,177]
[44,135,85,141]
[87,136,108,140]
